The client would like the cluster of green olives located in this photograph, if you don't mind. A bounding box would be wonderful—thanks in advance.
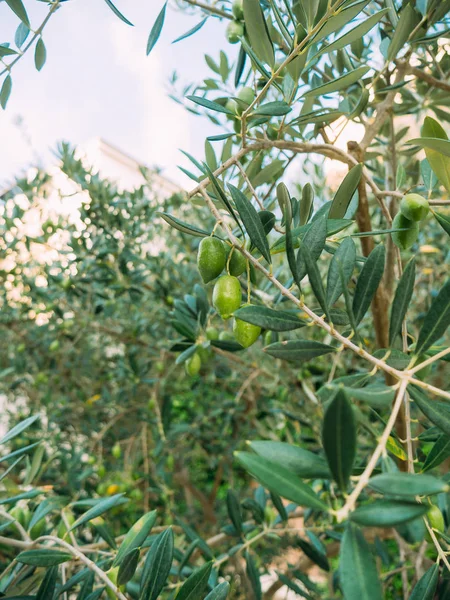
[226,0,245,44]
[392,193,430,250]
[185,236,262,376]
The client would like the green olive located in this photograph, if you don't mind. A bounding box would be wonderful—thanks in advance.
[206,327,219,341]
[233,313,261,348]
[185,353,201,376]
[226,20,244,44]
[213,275,242,319]
[232,0,244,20]
[426,504,445,541]
[400,193,430,222]
[391,212,419,250]
[197,237,226,283]
[219,330,235,341]
[237,86,255,106]
[112,443,121,459]
[225,245,247,277]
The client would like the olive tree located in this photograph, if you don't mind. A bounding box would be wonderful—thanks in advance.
[1,0,450,598]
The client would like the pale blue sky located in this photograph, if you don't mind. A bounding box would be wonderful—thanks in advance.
[0,1,238,187]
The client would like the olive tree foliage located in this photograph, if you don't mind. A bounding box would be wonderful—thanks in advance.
[1,0,450,598]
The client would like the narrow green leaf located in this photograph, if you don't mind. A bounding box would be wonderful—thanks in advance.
[252,101,291,116]
[367,473,449,497]
[157,212,210,238]
[226,490,243,535]
[322,390,356,490]
[203,165,243,234]
[270,491,288,521]
[350,501,428,527]
[409,564,439,600]
[317,10,388,57]
[118,548,140,586]
[234,305,305,331]
[235,452,328,510]
[408,137,450,158]
[243,0,275,67]
[0,45,17,57]
[204,582,230,600]
[422,434,450,472]
[246,552,262,600]
[15,22,30,47]
[113,511,157,566]
[176,562,213,600]
[147,3,166,54]
[410,386,450,438]
[104,0,134,26]
[0,415,39,445]
[36,565,58,600]
[340,524,383,600]
[387,4,417,60]
[251,159,284,188]
[172,18,207,44]
[389,258,416,344]
[17,549,72,566]
[300,243,329,319]
[0,75,13,109]
[327,237,356,306]
[70,494,128,530]
[228,183,271,263]
[419,117,450,192]
[264,339,335,362]
[187,95,235,115]
[297,537,329,571]
[434,211,450,237]
[277,183,299,286]
[249,440,330,478]
[34,38,46,71]
[313,0,371,44]
[304,66,370,97]
[340,384,395,407]
[139,528,174,600]
[300,183,314,225]
[352,244,385,325]
[415,279,450,355]
[329,164,362,219]
[5,0,29,26]
[297,214,327,280]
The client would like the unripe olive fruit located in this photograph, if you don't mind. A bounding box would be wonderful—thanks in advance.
[206,327,219,341]
[213,275,242,319]
[225,245,247,277]
[185,353,201,376]
[426,505,445,541]
[9,505,26,527]
[400,193,430,222]
[197,237,226,283]
[226,98,238,114]
[219,330,235,341]
[232,0,244,20]
[49,340,60,352]
[391,212,419,250]
[226,20,244,44]
[237,86,255,106]
[98,464,106,478]
[233,309,261,348]
[112,443,121,459]
[17,343,26,353]
[197,345,212,362]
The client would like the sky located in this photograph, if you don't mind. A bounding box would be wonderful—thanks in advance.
[0,1,237,188]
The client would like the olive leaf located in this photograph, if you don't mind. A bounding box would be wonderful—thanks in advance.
[243,0,275,68]
[389,257,416,344]
[340,524,383,600]
[415,278,450,355]
[352,244,385,325]
[147,2,167,55]
[328,164,362,219]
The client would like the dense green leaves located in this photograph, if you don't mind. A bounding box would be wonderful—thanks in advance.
[147,3,167,55]
[368,473,448,497]
[235,452,328,510]
[70,494,128,530]
[387,4,417,61]
[264,339,335,361]
[340,524,383,600]
[422,435,450,472]
[316,11,388,57]
[415,279,450,355]
[304,66,369,97]
[328,164,362,219]
[36,566,58,600]
[350,501,428,527]
[410,386,450,438]
[113,511,157,566]
[389,258,416,344]
[322,390,356,490]
[204,583,230,600]
[228,184,271,263]
[352,244,385,325]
